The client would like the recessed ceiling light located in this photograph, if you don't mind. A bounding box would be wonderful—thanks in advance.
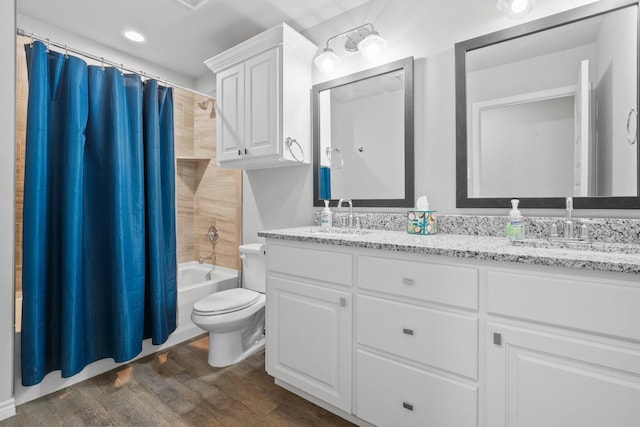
[123,30,145,43]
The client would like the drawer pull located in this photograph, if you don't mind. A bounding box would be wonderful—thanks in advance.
[493,332,502,346]
[403,328,414,336]
[402,278,415,285]
[402,402,414,411]
[339,297,346,307]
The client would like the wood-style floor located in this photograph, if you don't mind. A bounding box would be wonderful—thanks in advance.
[1,336,355,427]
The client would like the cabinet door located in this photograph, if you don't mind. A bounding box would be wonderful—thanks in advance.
[216,63,245,162]
[266,276,352,412]
[486,323,640,427]
[244,48,279,159]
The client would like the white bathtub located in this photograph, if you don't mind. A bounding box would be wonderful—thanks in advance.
[14,261,239,405]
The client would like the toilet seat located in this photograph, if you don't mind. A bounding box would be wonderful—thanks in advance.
[193,288,260,316]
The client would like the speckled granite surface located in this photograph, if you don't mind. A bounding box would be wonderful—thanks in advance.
[258,226,640,275]
[315,213,640,244]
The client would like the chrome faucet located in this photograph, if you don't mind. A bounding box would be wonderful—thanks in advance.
[337,198,354,227]
[547,196,591,243]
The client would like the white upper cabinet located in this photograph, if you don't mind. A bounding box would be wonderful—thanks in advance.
[205,23,317,169]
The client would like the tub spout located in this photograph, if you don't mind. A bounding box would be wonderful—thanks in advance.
[198,253,216,264]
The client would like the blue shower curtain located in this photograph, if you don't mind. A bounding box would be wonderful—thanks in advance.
[21,41,177,386]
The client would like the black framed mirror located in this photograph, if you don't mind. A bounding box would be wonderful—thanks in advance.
[456,0,640,209]
[312,57,414,207]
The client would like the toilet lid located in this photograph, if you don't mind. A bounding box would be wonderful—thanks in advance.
[193,288,260,316]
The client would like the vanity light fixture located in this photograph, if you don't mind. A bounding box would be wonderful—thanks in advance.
[313,23,387,72]
[496,0,535,19]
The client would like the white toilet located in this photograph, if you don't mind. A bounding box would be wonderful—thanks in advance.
[191,243,266,367]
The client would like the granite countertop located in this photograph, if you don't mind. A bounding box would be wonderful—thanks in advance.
[258,227,640,275]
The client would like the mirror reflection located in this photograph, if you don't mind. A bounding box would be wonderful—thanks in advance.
[456,0,640,208]
[313,57,414,207]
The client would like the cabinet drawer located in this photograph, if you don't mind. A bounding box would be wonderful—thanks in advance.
[357,255,478,310]
[267,244,352,286]
[356,350,477,427]
[357,295,477,379]
[487,269,640,341]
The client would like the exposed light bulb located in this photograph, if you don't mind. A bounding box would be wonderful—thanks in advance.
[314,48,340,73]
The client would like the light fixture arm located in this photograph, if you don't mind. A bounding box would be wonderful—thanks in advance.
[323,23,375,50]
[314,22,386,72]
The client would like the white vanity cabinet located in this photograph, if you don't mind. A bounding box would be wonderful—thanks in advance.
[205,23,316,169]
[265,240,480,426]
[485,267,640,427]
[265,243,353,413]
[264,236,640,427]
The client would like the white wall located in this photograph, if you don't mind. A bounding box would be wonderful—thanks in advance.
[0,0,16,421]
[478,97,575,197]
[330,89,404,200]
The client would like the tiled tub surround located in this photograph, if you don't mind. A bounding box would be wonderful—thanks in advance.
[315,212,640,243]
[260,223,640,275]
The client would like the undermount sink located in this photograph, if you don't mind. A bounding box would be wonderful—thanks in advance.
[308,227,375,236]
[511,239,640,255]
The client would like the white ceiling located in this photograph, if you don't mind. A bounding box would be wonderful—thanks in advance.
[17,0,373,80]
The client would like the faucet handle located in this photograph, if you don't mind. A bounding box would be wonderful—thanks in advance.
[548,223,559,238]
[578,224,590,241]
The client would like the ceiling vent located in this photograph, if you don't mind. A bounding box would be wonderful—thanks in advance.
[173,0,210,10]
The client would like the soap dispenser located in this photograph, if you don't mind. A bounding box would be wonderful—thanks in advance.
[320,200,333,228]
[506,199,524,241]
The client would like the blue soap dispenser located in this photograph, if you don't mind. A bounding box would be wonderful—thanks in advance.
[506,199,524,241]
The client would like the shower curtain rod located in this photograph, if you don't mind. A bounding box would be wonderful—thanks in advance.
[16,27,216,103]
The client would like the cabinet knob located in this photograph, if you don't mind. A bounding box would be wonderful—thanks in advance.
[403,328,414,336]
[402,402,414,411]
[402,278,415,285]
[339,297,346,307]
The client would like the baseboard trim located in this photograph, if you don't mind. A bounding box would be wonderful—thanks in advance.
[0,397,16,421]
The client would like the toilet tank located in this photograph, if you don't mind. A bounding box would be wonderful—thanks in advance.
[239,243,266,293]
